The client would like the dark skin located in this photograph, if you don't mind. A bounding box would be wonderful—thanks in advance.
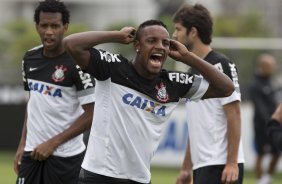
[36,12,67,57]
[272,103,282,123]
[14,11,94,174]
[63,25,234,99]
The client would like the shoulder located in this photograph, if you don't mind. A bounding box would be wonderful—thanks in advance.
[23,45,43,60]
[90,48,128,63]
[206,50,232,65]
[207,50,238,74]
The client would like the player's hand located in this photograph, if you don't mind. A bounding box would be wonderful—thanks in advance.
[221,163,239,184]
[14,145,25,175]
[175,170,193,184]
[31,140,57,161]
[168,39,190,62]
[271,103,282,124]
[119,27,136,44]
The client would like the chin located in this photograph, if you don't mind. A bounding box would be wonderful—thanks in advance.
[150,68,162,75]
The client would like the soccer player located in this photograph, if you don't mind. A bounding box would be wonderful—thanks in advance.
[250,53,280,184]
[14,1,95,184]
[63,19,235,184]
[172,3,244,184]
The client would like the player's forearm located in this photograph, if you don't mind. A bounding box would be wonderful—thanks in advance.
[63,31,128,69]
[181,139,193,171]
[226,129,240,165]
[64,31,127,50]
[18,106,28,148]
[271,103,282,123]
[225,101,241,165]
[48,103,94,148]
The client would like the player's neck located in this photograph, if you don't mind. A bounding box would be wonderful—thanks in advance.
[191,43,212,59]
[43,46,65,58]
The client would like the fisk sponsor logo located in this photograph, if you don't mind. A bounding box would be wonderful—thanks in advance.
[99,50,121,62]
[229,63,240,88]
[214,63,240,88]
[28,82,62,97]
[76,65,94,89]
[122,93,167,116]
[168,73,193,84]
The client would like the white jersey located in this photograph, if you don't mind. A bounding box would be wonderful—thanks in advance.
[22,46,95,157]
[82,48,209,183]
[186,51,245,170]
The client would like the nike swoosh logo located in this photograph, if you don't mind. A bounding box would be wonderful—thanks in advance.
[29,67,38,71]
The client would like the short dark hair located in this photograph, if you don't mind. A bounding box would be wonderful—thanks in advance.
[135,19,168,41]
[34,0,70,25]
[173,3,213,44]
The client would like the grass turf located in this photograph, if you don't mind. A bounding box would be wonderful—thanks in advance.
[1,151,281,184]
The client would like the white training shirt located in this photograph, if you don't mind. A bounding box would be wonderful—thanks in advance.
[22,46,95,157]
[186,50,245,170]
[82,48,209,183]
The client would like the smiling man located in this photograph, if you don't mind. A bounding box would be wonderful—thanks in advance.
[63,19,235,184]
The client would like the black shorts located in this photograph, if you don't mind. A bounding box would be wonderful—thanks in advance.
[254,122,280,155]
[193,163,244,184]
[78,168,150,184]
[16,151,84,184]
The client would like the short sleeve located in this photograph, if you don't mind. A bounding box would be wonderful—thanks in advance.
[77,88,95,105]
[220,90,241,105]
[22,59,29,91]
[184,75,209,101]
[72,64,95,105]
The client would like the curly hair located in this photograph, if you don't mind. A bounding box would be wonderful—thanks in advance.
[34,0,70,25]
[173,3,213,44]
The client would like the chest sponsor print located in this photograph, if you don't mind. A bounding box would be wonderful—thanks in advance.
[28,81,62,97]
[122,93,167,116]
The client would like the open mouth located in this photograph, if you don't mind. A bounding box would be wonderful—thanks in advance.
[44,38,55,45]
[149,53,164,67]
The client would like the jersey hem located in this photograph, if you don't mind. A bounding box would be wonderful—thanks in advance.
[192,158,245,170]
[81,166,150,184]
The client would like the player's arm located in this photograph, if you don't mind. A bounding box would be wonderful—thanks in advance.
[267,103,282,150]
[176,139,193,184]
[63,27,135,70]
[168,40,234,99]
[31,103,94,161]
[14,103,28,175]
[221,100,241,183]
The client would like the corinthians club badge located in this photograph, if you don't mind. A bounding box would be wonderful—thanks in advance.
[52,65,67,82]
[155,82,169,102]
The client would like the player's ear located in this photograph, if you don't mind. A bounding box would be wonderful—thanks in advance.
[64,23,69,33]
[133,40,140,53]
[190,27,198,37]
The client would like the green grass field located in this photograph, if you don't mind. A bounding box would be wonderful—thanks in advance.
[151,167,282,184]
[1,151,281,184]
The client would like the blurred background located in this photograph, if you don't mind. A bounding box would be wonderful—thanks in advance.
[1,0,282,183]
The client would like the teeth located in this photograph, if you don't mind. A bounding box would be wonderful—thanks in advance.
[152,53,163,57]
